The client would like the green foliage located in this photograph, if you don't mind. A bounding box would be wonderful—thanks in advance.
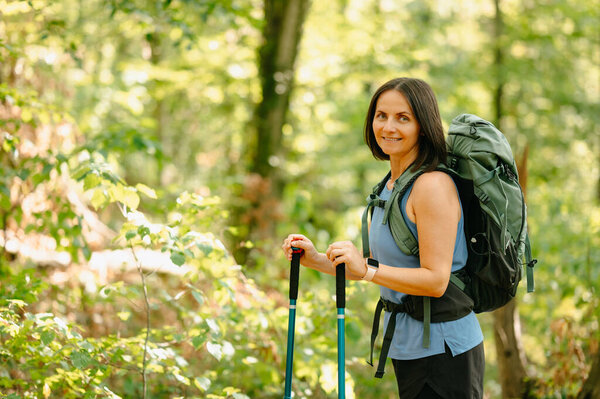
[0,271,116,398]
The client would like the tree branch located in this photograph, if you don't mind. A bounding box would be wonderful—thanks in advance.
[130,243,150,399]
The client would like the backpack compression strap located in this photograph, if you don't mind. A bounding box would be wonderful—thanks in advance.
[525,234,536,292]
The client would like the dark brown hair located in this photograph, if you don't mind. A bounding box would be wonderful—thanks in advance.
[363,77,446,171]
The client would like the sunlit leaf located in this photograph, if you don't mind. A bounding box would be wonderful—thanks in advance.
[83,173,101,191]
[206,342,222,361]
[194,377,211,392]
[136,183,157,199]
[43,382,51,399]
[90,188,107,210]
[117,311,131,321]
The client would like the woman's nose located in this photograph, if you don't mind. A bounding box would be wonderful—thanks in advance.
[383,118,397,132]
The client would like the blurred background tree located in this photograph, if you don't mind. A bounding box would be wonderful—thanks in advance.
[1,0,598,397]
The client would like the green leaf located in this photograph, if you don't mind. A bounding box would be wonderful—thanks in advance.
[0,183,9,196]
[55,153,67,163]
[32,173,47,186]
[41,162,54,176]
[125,230,137,240]
[191,290,204,305]
[71,350,92,369]
[16,168,30,181]
[197,243,213,256]
[170,252,185,266]
[0,193,10,211]
[83,173,101,191]
[41,330,55,346]
[90,188,107,210]
[82,245,92,261]
[192,334,207,349]
[72,165,91,181]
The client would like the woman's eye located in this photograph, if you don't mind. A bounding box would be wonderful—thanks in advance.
[399,115,409,122]
[376,113,386,120]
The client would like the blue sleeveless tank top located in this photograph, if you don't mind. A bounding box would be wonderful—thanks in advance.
[369,178,483,360]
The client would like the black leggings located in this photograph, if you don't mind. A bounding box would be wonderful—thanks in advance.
[392,342,484,399]
[414,384,443,398]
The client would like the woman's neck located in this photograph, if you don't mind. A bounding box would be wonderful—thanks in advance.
[389,153,418,183]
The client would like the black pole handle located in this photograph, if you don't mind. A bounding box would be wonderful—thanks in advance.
[290,247,303,300]
[336,263,345,309]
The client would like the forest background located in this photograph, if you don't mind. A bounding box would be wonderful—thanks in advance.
[1,0,599,398]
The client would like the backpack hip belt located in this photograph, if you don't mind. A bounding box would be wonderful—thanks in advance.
[368,280,474,378]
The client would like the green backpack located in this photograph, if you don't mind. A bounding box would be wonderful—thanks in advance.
[363,114,537,377]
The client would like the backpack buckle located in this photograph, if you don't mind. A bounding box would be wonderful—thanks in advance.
[367,194,386,208]
[448,156,458,170]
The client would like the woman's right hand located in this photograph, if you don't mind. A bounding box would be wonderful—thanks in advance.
[281,234,320,265]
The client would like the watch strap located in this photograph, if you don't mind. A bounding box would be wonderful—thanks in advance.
[362,258,378,281]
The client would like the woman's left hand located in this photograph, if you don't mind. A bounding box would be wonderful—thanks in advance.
[326,241,366,279]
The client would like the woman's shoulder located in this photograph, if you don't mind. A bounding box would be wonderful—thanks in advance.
[412,170,454,195]
[409,170,460,218]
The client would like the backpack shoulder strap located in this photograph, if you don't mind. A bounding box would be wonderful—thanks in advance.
[379,166,427,256]
[384,165,451,256]
[361,172,391,257]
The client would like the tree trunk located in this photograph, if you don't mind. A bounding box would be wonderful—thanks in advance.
[250,0,310,178]
[493,300,530,398]
[232,0,310,264]
[491,0,532,397]
[578,349,600,399]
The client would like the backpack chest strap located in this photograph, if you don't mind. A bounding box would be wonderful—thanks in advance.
[361,194,387,258]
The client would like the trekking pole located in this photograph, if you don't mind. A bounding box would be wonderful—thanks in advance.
[284,246,303,399]
[336,262,346,399]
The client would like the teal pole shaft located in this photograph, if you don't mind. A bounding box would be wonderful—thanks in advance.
[284,299,297,399]
[284,247,303,399]
[335,263,346,399]
[337,308,345,399]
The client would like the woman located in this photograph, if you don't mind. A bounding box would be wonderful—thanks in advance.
[282,77,484,398]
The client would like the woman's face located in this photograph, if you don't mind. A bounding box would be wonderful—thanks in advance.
[372,89,421,162]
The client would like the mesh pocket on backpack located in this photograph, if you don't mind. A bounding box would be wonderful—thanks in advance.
[467,217,522,313]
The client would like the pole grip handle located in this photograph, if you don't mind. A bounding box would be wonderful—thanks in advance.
[336,263,345,309]
[290,247,303,300]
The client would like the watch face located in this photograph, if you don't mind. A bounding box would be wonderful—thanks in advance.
[367,258,379,268]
